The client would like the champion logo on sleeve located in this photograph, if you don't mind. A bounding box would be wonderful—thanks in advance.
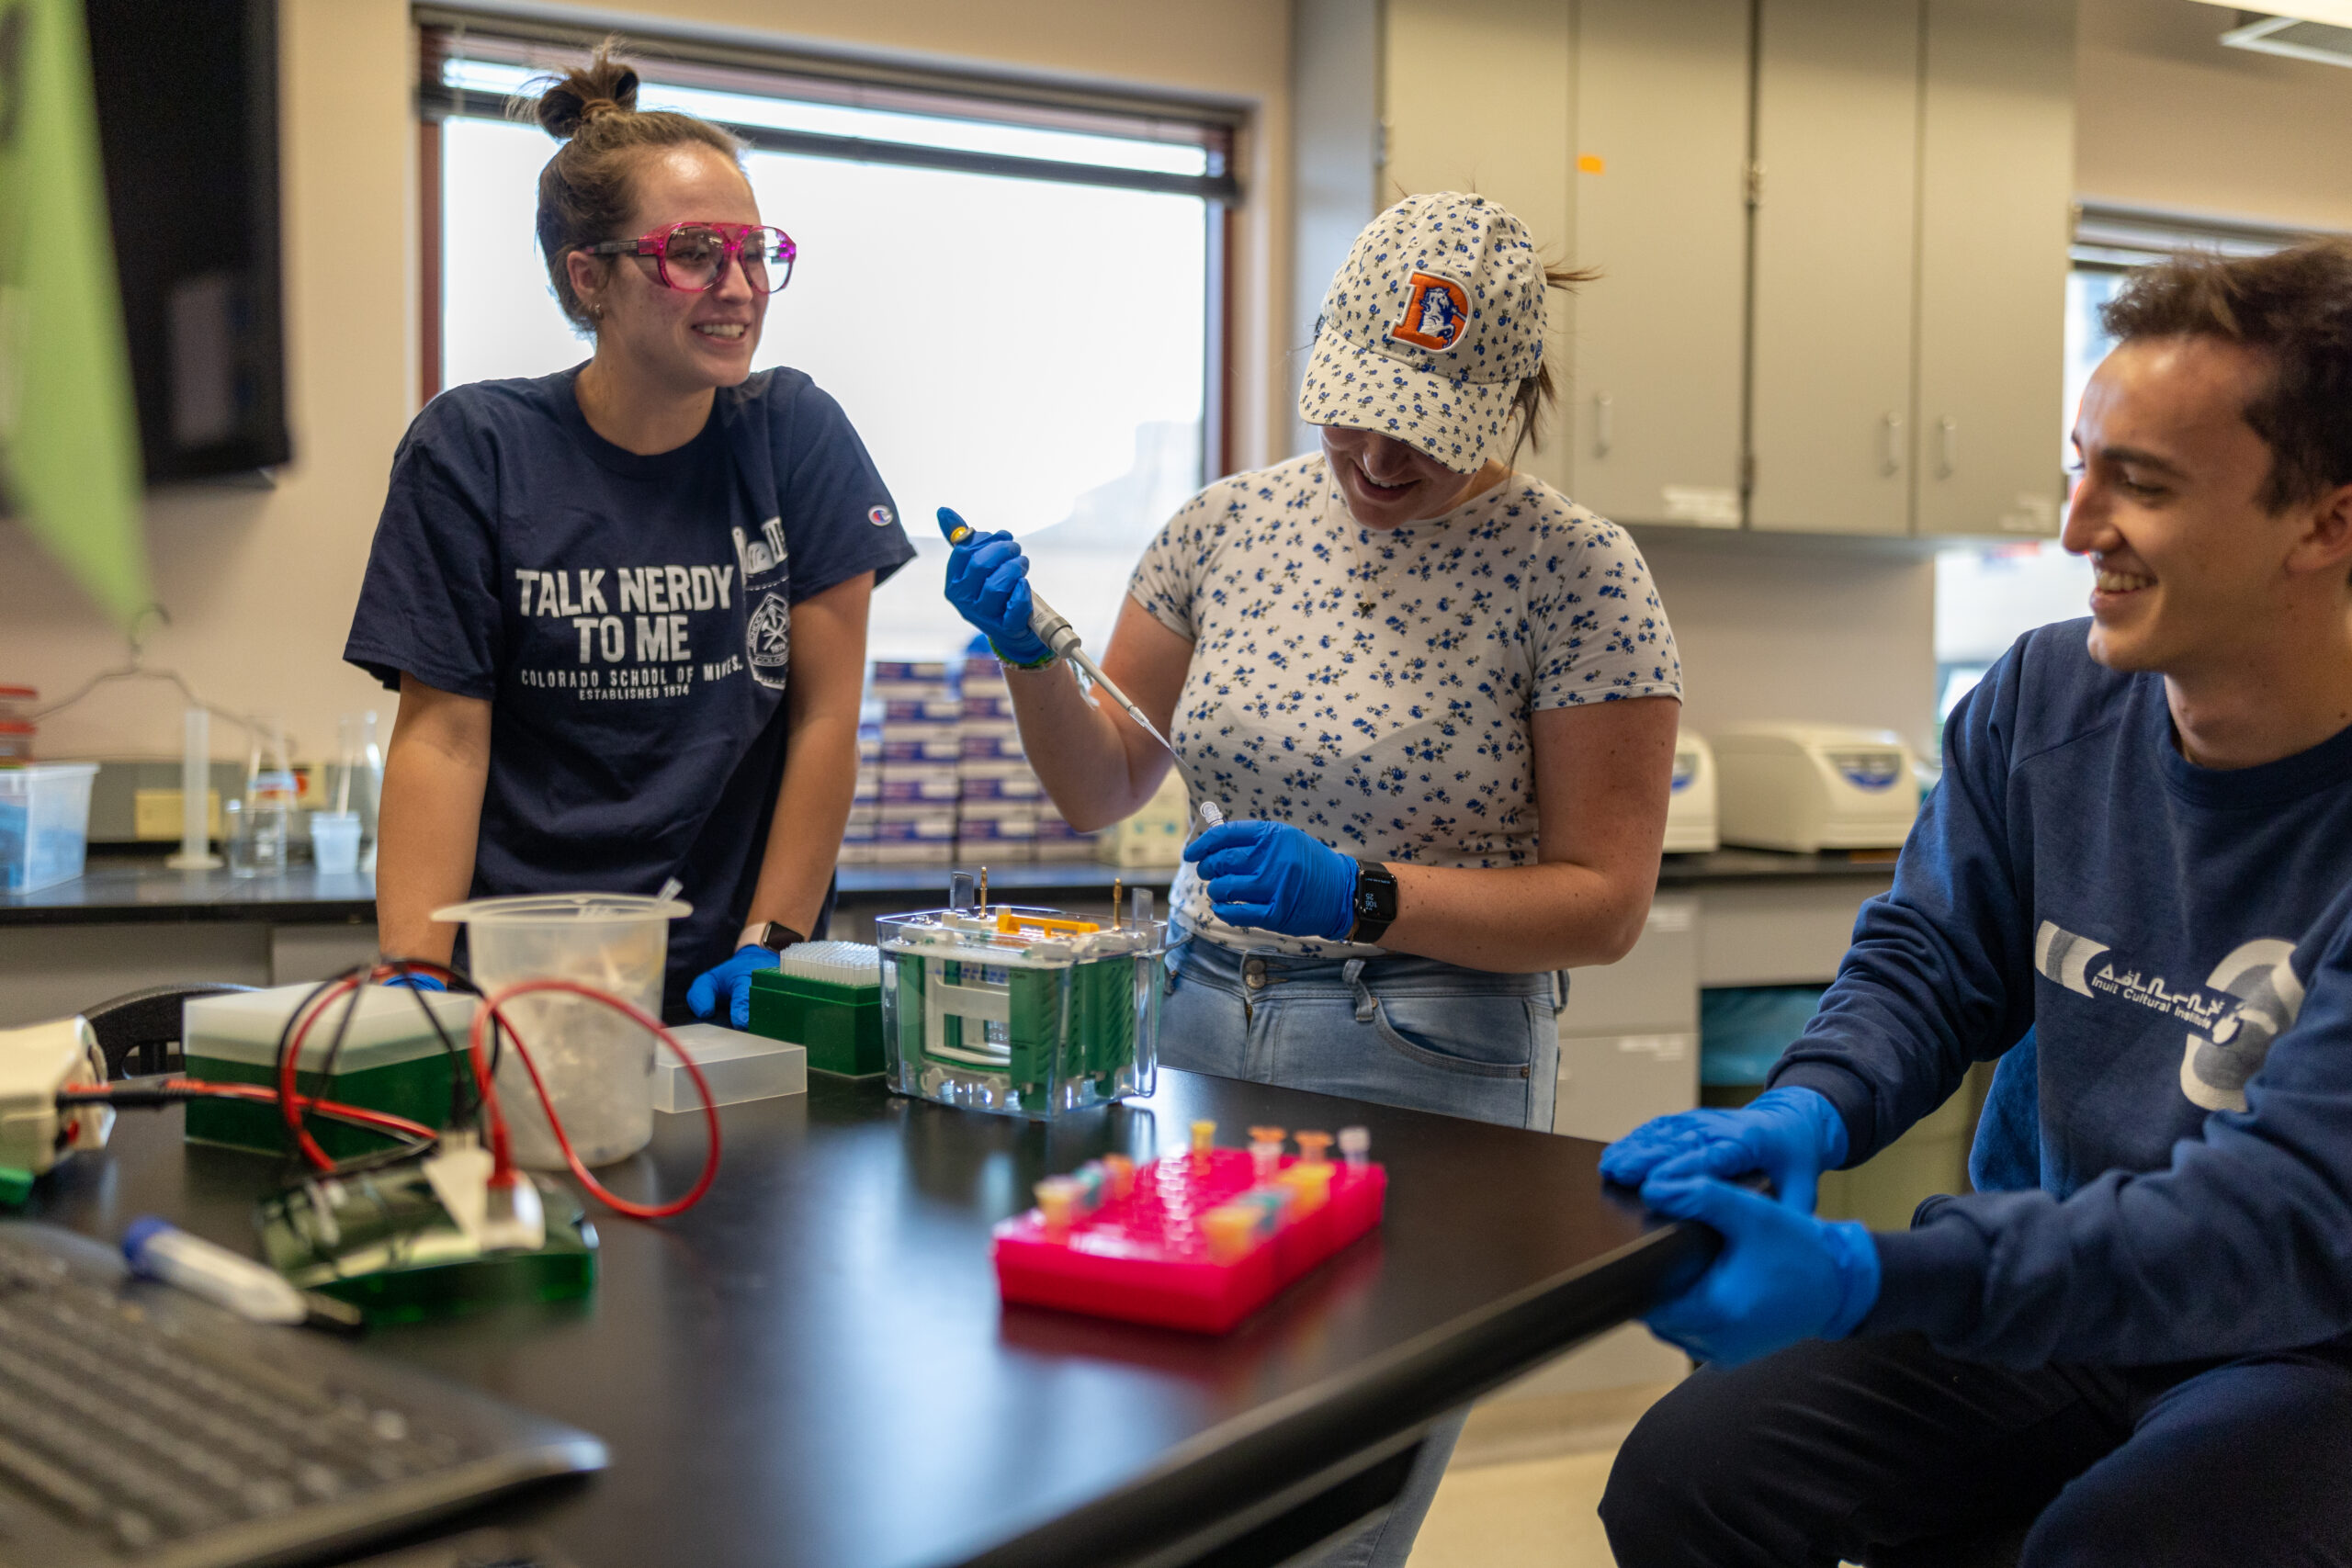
[868,504,896,527]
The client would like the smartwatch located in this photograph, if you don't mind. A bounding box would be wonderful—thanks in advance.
[741,920,807,953]
[1348,860,1399,945]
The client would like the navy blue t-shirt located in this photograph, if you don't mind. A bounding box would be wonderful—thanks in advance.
[1769,621,2352,1367]
[345,366,913,1014]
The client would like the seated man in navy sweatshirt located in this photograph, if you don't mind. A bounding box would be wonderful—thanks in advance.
[1598,241,2352,1567]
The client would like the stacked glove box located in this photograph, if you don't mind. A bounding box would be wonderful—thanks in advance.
[873,660,957,866]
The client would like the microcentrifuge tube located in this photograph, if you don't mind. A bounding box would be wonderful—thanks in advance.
[1035,1177,1081,1235]
[1201,1205,1256,1264]
[1339,1126,1371,1170]
[1190,1120,1217,1159]
[1101,1155,1136,1201]
[1295,1130,1334,1166]
[1248,1126,1286,1182]
[1199,801,1225,829]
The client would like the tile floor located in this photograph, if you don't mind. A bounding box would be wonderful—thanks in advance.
[1408,1446,1622,1567]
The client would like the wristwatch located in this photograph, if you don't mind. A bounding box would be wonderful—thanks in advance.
[1348,860,1399,945]
[741,920,807,953]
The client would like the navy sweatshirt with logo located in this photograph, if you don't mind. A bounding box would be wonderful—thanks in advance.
[1766,620,2352,1367]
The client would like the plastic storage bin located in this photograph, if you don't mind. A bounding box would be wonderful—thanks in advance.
[0,762,98,893]
[878,904,1165,1117]
[182,983,480,1158]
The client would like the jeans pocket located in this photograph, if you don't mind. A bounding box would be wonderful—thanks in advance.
[1368,991,1536,1079]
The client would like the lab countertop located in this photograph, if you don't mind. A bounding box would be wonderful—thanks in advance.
[0,848,1896,928]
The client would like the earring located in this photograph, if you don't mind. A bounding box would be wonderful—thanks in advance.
[592,302,605,321]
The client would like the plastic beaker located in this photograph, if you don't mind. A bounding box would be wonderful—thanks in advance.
[310,811,361,874]
[434,893,690,1169]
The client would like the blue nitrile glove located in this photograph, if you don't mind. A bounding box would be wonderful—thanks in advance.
[380,971,446,993]
[1183,820,1360,942]
[1599,1085,1849,1214]
[938,508,1052,667]
[687,944,779,1030]
[1638,1174,1881,1366]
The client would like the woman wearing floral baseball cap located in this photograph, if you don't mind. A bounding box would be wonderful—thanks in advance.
[941,190,1680,1566]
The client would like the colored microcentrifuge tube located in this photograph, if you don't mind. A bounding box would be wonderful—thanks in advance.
[1241,1187,1293,1233]
[1200,1204,1257,1264]
[1339,1126,1371,1170]
[1278,1161,1332,1214]
[1295,1130,1334,1166]
[1035,1176,1082,1236]
[1072,1163,1107,1213]
[1191,1120,1217,1159]
[1102,1154,1136,1201]
[1198,801,1225,829]
[1248,1126,1286,1181]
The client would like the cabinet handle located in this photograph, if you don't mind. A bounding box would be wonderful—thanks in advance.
[1880,412,1904,478]
[1937,417,1956,479]
[1594,393,1614,458]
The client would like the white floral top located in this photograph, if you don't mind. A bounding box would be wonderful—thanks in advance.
[1129,453,1682,955]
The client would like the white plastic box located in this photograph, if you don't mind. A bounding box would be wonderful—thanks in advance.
[0,762,99,893]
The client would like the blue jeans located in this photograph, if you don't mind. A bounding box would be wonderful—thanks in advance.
[1160,934,1563,1566]
[1159,936,1560,1133]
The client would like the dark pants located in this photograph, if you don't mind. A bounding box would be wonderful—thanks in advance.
[1600,1332,2352,1567]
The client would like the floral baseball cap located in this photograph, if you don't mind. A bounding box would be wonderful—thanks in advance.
[1296,192,1547,474]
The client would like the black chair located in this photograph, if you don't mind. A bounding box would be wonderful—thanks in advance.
[79,983,254,1079]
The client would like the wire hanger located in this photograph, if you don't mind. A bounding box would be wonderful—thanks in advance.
[30,604,271,749]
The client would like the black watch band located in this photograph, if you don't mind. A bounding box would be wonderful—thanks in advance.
[748,921,806,953]
[1348,859,1399,945]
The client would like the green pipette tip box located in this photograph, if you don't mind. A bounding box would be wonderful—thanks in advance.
[747,967,884,1077]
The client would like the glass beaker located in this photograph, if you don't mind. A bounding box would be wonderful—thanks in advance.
[434,893,689,1168]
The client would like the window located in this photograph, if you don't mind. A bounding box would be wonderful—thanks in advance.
[1933,205,2322,733]
[419,21,1238,662]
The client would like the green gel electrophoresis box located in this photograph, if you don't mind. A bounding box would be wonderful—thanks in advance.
[181,984,479,1159]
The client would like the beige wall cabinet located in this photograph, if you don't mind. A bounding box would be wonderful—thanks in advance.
[1747,0,1925,536]
[1380,0,1577,495]
[1372,0,2075,540]
[1566,0,1751,528]
[1910,0,2076,539]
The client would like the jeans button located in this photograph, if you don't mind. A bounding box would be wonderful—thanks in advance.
[1244,957,1267,990]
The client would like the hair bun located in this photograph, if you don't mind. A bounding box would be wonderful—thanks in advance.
[534,48,641,140]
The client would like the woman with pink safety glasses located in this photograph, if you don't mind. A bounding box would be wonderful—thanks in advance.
[345,42,912,1022]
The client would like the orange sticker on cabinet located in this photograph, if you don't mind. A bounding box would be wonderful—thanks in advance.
[1577,153,1606,175]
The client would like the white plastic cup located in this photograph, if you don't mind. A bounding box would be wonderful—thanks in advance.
[309,811,361,874]
[433,893,690,1168]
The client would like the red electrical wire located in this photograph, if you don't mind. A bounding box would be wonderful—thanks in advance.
[469,978,721,1220]
[61,1079,441,1145]
[261,962,719,1219]
[271,963,476,1172]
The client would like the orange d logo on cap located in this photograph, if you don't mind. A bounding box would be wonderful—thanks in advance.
[1387,271,1470,351]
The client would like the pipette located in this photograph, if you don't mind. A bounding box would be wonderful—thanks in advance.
[940,511,1177,756]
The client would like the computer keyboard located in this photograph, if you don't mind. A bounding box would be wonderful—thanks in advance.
[0,1223,605,1568]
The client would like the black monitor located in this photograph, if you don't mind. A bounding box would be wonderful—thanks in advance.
[85,0,288,484]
